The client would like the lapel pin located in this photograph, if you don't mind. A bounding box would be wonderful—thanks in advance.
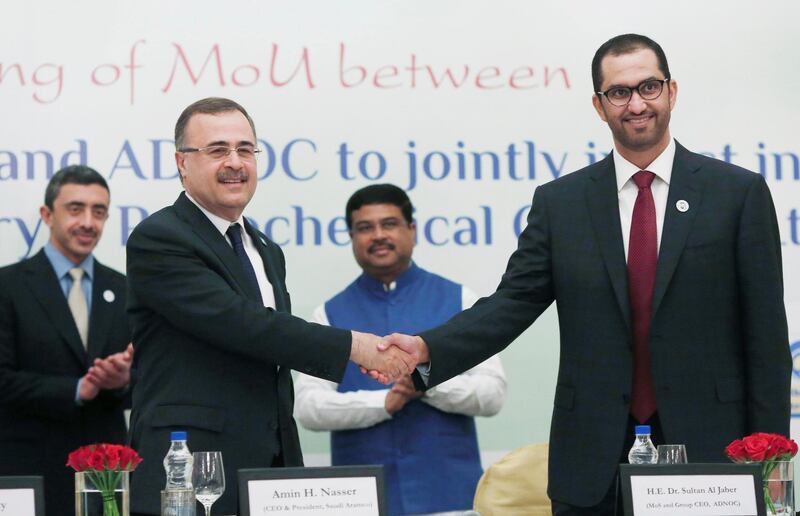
[676,200,690,213]
[103,290,115,303]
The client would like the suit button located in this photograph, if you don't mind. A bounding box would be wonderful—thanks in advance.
[270,422,279,430]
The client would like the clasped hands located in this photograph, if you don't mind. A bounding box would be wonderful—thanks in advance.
[350,331,429,385]
[79,343,134,401]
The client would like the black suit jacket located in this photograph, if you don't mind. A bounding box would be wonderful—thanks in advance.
[0,249,130,513]
[419,142,791,507]
[126,192,352,515]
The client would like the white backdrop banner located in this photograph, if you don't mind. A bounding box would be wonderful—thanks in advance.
[1,1,798,459]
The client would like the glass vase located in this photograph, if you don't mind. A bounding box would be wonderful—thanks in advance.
[763,460,794,515]
[75,470,130,516]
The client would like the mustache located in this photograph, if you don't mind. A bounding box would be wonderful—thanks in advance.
[217,170,248,181]
[72,229,98,237]
[623,112,655,121]
[368,240,395,253]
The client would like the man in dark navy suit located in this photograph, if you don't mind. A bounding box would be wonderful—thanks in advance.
[126,97,414,515]
[0,165,133,513]
[381,34,791,515]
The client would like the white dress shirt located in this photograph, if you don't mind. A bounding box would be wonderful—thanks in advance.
[615,138,676,259]
[185,193,276,309]
[294,287,507,431]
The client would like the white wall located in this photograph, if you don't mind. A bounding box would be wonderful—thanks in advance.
[2,0,799,462]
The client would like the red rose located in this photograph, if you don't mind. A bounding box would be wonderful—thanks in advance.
[727,432,798,477]
[87,449,106,470]
[119,447,143,471]
[66,447,90,471]
[741,433,800,461]
[770,435,799,459]
[105,446,121,469]
[742,435,770,461]
[67,443,142,473]
[725,439,747,462]
[762,436,780,460]
[769,436,787,456]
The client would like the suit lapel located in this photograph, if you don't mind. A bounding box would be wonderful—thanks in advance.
[87,263,115,360]
[243,220,288,313]
[652,142,703,316]
[24,250,87,365]
[173,193,259,301]
[585,155,631,329]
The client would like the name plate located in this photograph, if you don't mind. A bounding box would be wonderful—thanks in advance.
[238,466,386,516]
[620,464,764,516]
[0,477,44,516]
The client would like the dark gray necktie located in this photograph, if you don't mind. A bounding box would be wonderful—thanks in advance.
[226,223,263,305]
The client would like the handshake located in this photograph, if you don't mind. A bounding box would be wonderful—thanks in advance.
[350,331,430,384]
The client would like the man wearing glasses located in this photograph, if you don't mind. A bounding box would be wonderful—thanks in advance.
[380,34,790,515]
[126,97,415,515]
[295,184,507,516]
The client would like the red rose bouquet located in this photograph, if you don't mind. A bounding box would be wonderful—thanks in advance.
[67,444,142,516]
[726,433,797,514]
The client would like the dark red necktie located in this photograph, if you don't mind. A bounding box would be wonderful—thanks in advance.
[628,170,657,423]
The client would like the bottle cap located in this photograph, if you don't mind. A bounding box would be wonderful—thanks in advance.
[170,430,187,441]
[634,425,651,435]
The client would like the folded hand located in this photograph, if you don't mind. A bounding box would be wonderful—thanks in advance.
[84,343,134,390]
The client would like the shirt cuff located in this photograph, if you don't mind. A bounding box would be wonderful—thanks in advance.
[416,362,431,386]
[75,379,84,406]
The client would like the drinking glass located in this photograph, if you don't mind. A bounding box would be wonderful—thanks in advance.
[657,444,688,464]
[192,451,225,516]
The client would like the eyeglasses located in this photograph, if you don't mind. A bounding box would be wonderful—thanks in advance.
[178,145,262,161]
[596,78,670,107]
[352,218,406,236]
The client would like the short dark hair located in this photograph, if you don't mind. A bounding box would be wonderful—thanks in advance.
[44,165,109,209]
[591,34,671,93]
[174,97,256,149]
[345,184,413,230]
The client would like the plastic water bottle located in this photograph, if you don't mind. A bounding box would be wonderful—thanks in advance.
[628,425,658,464]
[161,431,195,516]
[164,431,194,490]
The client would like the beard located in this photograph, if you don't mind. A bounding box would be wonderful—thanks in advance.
[609,110,671,153]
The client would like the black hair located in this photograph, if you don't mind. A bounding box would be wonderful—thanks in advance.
[174,97,256,149]
[345,184,413,230]
[591,34,671,93]
[44,165,109,209]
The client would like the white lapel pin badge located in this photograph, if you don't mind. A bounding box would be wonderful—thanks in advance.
[676,200,689,213]
[103,290,115,303]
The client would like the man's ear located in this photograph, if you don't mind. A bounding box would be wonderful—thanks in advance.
[668,78,678,111]
[175,151,187,182]
[592,94,608,123]
[39,205,53,227]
